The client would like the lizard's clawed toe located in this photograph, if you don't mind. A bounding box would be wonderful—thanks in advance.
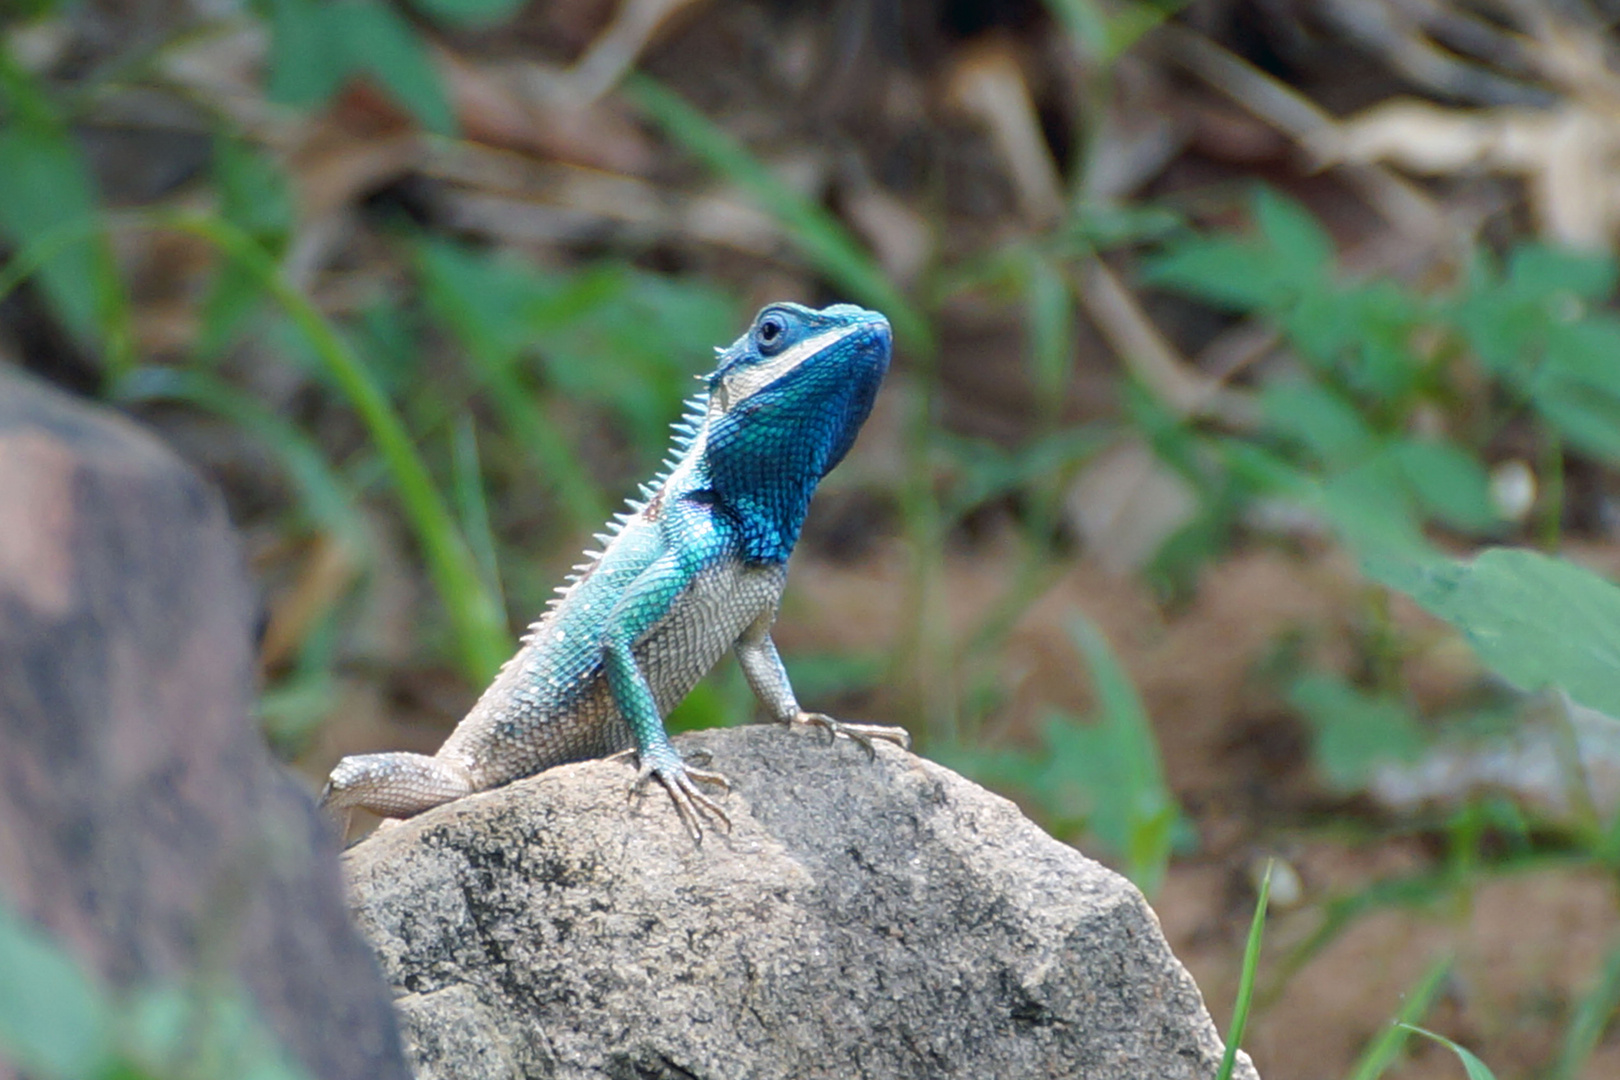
[794,712,911,758]
[631,757,732,844]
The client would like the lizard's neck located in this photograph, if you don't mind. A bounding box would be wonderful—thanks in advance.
[701,376,877,565]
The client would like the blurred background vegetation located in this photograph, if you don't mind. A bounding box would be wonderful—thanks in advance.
[5,0,1620,1076]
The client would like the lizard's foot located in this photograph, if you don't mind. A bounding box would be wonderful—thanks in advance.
[791,712,911,758]
[631,757,732,844]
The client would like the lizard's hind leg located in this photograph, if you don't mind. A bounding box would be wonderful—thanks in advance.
[320,751,475,819]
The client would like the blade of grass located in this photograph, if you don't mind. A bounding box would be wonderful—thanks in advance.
[166,212,510,680]
[413,239,609,533]
[625,74,932,354]
[452,413,505,604]
[1216,858,1271,1080]
[1343,953,1454,1080]
[1553,935,1620,1080]
[1397,1024,1497,1080]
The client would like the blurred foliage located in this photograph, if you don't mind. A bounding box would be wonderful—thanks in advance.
[1147,188,1620,560]
[0,898,311,1080]
[5,0,1620,1074]
[943,615,1182,895]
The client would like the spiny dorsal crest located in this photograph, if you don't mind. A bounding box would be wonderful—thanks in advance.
[520,390,713,641]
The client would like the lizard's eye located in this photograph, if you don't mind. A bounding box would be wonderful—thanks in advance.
[755,315,787,356]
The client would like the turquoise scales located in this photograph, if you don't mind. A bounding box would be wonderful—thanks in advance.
[321,302,909,840]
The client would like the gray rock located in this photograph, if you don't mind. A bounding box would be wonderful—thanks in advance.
[344,725,1259,1080]
[0,366,410,1080]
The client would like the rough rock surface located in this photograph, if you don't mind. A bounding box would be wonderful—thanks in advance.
[344,724,1260,1080]
[0,367,409,1080]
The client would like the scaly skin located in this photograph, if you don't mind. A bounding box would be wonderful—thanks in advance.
[321,302,908,841]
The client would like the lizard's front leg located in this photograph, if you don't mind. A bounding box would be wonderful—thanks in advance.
[735,613,910,757]
[601,549,732,843]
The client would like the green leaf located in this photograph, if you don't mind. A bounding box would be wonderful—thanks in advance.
[1344,955,1454,1080]
[1143,237,1289,311]
[1507,243,1616,302]
[1388,439,1498,532]
[1022,252,1073,399]
[1254,187,1334,282]
[1039,615,1179,896]
[0,901,113,1079]
[262,0,346,107]
[1260,380,1375,467]
[1397,1025,1498,1080]
[411,0,525,27]
[1289,674,1425,790]
[261,0,454,134]
[1543,318,1620,399]
[1451,244,1618,380]
[1364,547,1620,719]
[0,54,126,359]
[1531,377,1620,466]
[329,1,455,135]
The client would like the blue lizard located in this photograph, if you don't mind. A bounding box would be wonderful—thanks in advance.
[321,302,908,840]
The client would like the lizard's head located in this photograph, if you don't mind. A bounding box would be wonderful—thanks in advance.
[700,302,891,562]
[707,302,892,476]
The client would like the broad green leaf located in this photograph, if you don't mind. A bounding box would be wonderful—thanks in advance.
[1452,286,1541,375]
[1389,439,1497,532]
[416,239,538,364]
[1452,244,1617,379]
[1531,378,1620,467]
[412,0,525,27]
[263,0,346,107]
[1142,237,1290,310]
[0,127,110,343]
[1289,674,1425,790]
[330,1,455,135]
[1260,381,1375,467]
[1543,318,1620,399]
[1254,187,1334,283]
[0,902,113,1079]
[1365,547,1620,719]
[0,57,124,356]
[262,0,454,134]
[1041,615,1179,896]
[1507,243,1616,302]
[1319,458,1435,562]
[522,262,737,446]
